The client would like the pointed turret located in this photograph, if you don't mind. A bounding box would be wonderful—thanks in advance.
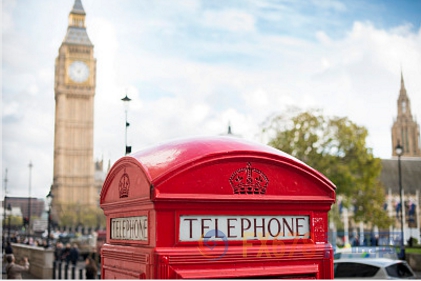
[397,71,412,118]
[63,0,92,46]
[227,121,232,135]
[399,70,407,98]
[71,0,86,15]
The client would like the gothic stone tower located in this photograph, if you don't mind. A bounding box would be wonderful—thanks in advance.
[391,72,421,157]
[52,0,97,218]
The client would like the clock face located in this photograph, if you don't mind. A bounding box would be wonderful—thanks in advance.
[68,61,90,83]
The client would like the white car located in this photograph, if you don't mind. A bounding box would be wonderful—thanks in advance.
[334,258,416,279]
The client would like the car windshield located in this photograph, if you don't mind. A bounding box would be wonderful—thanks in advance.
[334,262,380,278]
[334,247,399,260]
[385,263,415,278]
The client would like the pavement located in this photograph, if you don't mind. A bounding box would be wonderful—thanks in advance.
[2,260,421,279]
[4,270,421,279]
[2,260,87,279]
[2,271,40,279]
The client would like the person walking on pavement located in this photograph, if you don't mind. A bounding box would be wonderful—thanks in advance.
[5,255,30,279]
[62,243,71,265]
[69,244,80,266]
[85,257,97,279]
[54,242,64,262]
[3,241,14,273]
[4,242,13,256]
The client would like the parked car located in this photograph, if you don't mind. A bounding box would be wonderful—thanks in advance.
[334,258,416,279]
[334,246,399,260]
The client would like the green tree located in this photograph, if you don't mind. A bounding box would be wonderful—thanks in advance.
[58,203,106,229]
[262,107,392,228]
[8,215,23,226]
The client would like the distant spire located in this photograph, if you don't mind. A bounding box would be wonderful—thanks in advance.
[227,121,232,135]
[399,69,408,100]
[71,0,86,15]
[400,69,405,92]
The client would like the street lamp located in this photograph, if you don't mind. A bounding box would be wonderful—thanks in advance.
[3,169,8,242]
[28,161,33,243]
[121,93,132,155]
[3,196,7,242]
[7,203,12,241]
[395,142,405,260]
[46,190,53,248]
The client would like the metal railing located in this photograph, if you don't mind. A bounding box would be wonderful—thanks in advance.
[52,261,100,279]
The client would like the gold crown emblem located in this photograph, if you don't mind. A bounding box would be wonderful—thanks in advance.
[229,162,269,194]
[119,168,130,198]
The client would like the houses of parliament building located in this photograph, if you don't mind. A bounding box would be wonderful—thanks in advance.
[379,72,421,242]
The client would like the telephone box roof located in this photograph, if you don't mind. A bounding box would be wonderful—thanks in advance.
[131,136,310,181]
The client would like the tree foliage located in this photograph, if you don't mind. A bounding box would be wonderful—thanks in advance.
[5,215,23,226]
[57,203,106,228]
[262,107,392,228]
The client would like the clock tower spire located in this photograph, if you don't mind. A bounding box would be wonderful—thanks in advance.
[397,71,412,118]
[52,0,97,222]
[391,71,421,157]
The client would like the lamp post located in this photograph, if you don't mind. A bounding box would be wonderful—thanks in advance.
[7,203,12,241]
[3,196,7,241]
[395,142,405,260]
[46,190,53,248]
[121,93,132,155]
[3,169,8,241]
[27,161,33,243]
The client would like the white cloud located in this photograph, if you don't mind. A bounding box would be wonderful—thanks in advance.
[311,0,347,12]
[316,31,333,45]
[1,0,16,32]
[202,9,256,32]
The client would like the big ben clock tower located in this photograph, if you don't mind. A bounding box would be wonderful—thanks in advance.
[52,0,97,218]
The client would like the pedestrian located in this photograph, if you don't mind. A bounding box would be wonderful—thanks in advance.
[10,234,17,243]
[69,244,80,266]
[54,242,64,261]
[408,236,414,247]
[370,234,379,246]
[85,257,97,279]
[5,255,30,279]
[5,242,13,256]
[2,237,5,253]
[351,235,360,246]
[61,243,71,264]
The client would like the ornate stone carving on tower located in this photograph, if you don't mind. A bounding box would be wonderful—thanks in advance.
[391,72,421,157]
[52,0,97,218]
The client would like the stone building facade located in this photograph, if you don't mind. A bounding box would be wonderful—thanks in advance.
[380,72,421,243]
[51,0,98,219]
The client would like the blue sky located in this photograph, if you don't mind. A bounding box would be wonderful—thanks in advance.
[2,0,421,199]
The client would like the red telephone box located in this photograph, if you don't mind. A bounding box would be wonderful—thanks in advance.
[100,136,336,279]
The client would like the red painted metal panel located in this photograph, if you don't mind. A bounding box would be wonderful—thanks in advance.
[100,136,336,279]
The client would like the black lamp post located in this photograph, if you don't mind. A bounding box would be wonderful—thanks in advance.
[395,142,405,260]
[27,161,33,242]
[3,196,7,241]
[7,203,12,241]
[46,190,53,248]
[121,93,132,155]
[3,169,8,242]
